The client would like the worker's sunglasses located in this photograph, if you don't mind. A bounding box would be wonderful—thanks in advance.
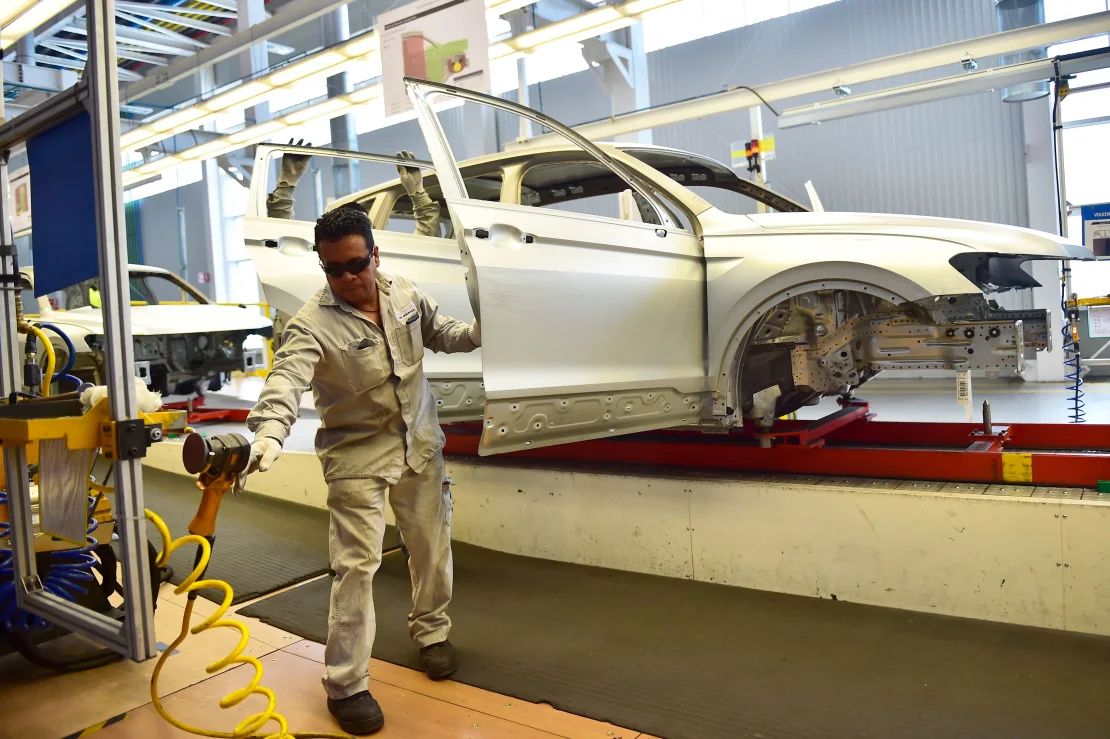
[319,255,373,277]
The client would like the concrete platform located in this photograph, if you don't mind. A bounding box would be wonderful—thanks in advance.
[144,440,1110,638]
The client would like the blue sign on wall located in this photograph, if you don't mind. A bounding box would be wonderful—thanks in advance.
[26,111,101,296]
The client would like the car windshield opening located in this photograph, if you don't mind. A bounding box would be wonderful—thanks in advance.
[61,273,206,310]
[623,148,808,215]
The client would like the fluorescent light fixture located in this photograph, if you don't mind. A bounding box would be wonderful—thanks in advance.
[348,85,382,103]
[121,83,385,186]
[182,140,232,160]
[119,0,677,154]
[284,97,348,124]
[491,0,682,58]
[778,51,1110,128]
[269,50,347,85]
[229,120,284,143]
[129,155,183,178]
[199,80,272,111]
[116,0,699,183]
[343,33,380,57]
[486,0,534,13]
[1,0,76,47]
[120,33,381,153]
[148,108,207,133]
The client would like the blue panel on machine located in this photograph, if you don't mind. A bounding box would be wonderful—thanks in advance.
[26,111,100,296]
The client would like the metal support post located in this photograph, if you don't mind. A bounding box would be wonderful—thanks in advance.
[238,0,271,127]
[1052,64,1069,239]
[506,8,534,140]
[86,0,158,660]
[324,6,360,199]
[580,22,651,144]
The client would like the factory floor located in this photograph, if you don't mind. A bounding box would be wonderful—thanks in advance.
[4,375,1106,738]
[0,578,644,738]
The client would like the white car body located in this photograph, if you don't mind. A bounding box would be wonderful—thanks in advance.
[244,79,1093,455]
[21,265,273,394]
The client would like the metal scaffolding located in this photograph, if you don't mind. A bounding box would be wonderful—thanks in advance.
[0,0,157,661]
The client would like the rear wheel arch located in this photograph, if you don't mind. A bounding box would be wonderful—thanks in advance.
[710,271,946,421]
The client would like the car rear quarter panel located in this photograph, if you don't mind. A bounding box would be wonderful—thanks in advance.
[702,221,983,401]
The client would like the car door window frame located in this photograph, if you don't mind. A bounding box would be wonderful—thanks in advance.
[404,78,681,231]
[248,144,435,219]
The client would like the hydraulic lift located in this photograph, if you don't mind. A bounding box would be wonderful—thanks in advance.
[440,399,1110,491]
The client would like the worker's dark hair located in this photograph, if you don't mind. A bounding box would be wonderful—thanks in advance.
[314,203,373,252]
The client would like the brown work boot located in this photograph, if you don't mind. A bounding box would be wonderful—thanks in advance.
[326,690,384,735]
[419,640,459,680]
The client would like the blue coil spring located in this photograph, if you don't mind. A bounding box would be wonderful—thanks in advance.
[1061,283,1086,424]
[0,491,100,634]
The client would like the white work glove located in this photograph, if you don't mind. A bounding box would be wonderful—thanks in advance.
[245,437,282,474]
[469,319,481,347]
[279,138,312,185]
[396,150,423,196]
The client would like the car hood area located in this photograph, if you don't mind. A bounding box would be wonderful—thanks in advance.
[738,211,1093,260]
[37,304,272,337]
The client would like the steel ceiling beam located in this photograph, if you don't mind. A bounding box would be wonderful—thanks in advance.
[38,41,88,62]
[118,0,352,103]
[111,20,209,49]
[778,48,1110,128]
[115,1,238,21]
[62,22,201,55]
[522,9,1110,143]
[116,7,231,37]
[194,0,239,11]
[44,36,171,65]
[31,52,143,80]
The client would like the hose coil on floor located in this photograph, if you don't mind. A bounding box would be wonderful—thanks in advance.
[145,508,351,739]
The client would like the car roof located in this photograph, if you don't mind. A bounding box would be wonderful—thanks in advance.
[330,142,732,207]
[19,263,182,289]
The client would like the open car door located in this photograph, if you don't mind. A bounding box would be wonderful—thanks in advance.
[244,143,484,422]
[406,79,710,455]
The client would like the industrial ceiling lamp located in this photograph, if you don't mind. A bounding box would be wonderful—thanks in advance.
[996,0,1050,102]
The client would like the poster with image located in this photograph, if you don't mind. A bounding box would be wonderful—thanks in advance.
[9,167,31,235]
[380,0,490,115]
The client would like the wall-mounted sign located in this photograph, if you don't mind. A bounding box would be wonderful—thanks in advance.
[380,0,490,116]
[1080,203,1110,258]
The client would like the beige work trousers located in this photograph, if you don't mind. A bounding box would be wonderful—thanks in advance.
[321,452,453,700]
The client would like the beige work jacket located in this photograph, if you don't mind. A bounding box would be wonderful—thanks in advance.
[247,270,478,484]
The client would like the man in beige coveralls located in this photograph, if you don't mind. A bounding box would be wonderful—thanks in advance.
[243,154,477,735]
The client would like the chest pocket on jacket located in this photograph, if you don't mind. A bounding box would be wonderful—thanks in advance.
[393,317,425,366]
[341,337,389,393]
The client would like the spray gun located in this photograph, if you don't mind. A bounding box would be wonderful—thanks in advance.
[180,432,251,597]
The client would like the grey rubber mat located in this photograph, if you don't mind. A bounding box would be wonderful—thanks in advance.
[141,468,332,604]
[239,539,1110,739]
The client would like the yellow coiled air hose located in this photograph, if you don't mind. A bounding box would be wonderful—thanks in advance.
[144,507,352,739]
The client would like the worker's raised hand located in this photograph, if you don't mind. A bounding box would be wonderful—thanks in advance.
[396,150,423,195]
[279,138,313,184]
[245,436,282,474]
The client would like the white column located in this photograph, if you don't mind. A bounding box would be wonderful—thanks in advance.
[199,66,226,302]
[324,6,359,199]
[238,0,271,126]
